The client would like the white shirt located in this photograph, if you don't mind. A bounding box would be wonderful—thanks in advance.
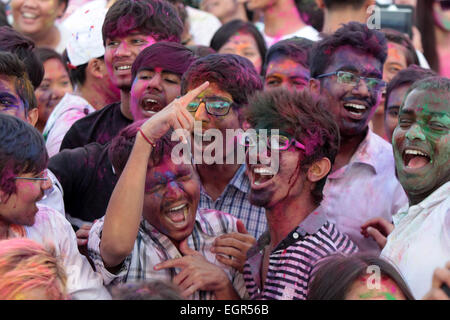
[255,22,320,48]
[43,93,95,158]
[382,182,450,299]
[9,204,111,300]
[317,129,408,252]
[186,6,222,46]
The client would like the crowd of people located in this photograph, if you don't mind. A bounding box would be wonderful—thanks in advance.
[0,0,448,301]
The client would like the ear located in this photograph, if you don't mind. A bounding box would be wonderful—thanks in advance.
[87,58,104,80]
[309,78,321,97]
[56,0,68,19]
[27,107,39,127]
[315,0,325,9]
[307,157,331,183]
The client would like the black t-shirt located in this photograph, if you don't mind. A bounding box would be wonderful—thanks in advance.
[60,102,132,151]
[48,142,118,225]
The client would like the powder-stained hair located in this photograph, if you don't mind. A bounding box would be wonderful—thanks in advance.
[245,88,340,206]
[0,238,67,300]
[262,36,314,76]
[0,51,37,113]
[310,22,387,79]
[381,28,419,66]
[307,253,415,300]
[384,65,437,117]
[131,41,197,83]
[181,53,263,108]
[210,19,267,75]
[102,0,183,45]
[0,114,48,195]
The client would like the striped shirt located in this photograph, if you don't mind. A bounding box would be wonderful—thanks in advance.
[88,208,248,300]
[198,164,267,239]
[243,210,358,300]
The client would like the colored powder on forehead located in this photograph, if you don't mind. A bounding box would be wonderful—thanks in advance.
[381,292,397,300]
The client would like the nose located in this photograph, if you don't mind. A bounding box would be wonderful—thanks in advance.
[22,0,38,8]
[246,137,272,167]
[147,73,163,92]
[405,123,426,142]
[352,78,371,98]
[194,101,210,123]
[115,41,131,57]
[165,180,184,200]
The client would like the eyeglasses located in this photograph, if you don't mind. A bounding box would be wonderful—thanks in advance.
[439,0,450,11]
[238,133,305,151]
[186,99,233,116]
[14,170,49,182]
[317,71,386,92]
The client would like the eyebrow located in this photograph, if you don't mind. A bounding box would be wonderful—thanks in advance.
[337,65,382,78]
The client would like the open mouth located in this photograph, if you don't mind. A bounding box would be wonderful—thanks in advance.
[165,203,189,227]
[343,103,367,117]
[115,65,131,73]
[193,131,216,146]
[21,12,38,20]
[402,149,431,169]
[251,167,276,188]
[142,98,163,114]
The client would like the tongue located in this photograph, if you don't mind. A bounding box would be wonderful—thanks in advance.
[408,156,429,169]
[168,210,185,223]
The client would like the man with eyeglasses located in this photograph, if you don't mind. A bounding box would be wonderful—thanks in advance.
[0,114,110,299]
[180,54,266,273]
[309,22,408,252]
[241,88,358,300]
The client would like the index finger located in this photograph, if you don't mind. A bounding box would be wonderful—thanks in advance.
[177,81,209,105]
[154,257,187,271]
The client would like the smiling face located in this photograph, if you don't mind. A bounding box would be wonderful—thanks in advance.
[142,156,200,244]
[319,46,383,138]
[385,84,410,143]
[35,58,73,127]
[104,32,157,91]
[11,0,65,37]
[264,55,310,92]
[188,82,241,162]
[0,171,51,227]
[218,33,262,74]
[393,88,450,205]
[130,68,181,121]
[383,42,408,84]
[0,75,26,121]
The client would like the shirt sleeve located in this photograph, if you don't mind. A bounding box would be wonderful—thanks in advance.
[87,218,132,286]
[45,209,111,299]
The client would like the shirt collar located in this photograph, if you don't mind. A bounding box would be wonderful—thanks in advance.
[348,129,380,174]
[409,181,450,212]
[199,164,249,197]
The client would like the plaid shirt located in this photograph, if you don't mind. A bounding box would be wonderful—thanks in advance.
[198,164,267,239]
[88,208,248,300]
[243,210,358,300]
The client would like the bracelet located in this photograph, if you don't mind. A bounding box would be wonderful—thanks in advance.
[138,127,156,148]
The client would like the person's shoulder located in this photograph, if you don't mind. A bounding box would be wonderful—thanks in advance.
[314,221,359,253]
[33,204,71,231]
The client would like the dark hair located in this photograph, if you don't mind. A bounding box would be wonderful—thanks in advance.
[381,28,419,66]
[295,0,324,32]
[263,37,314,77]
[307,253,415,300]
[310,22,388,78]
[384,65,437,117]
[108,120,179,176]
[416,0,439,73]
[0,51,37,113]
[34,48,73,87]
[407,75,450,96]
[102,0,183,45]
[0,114,48,195]
[245,88,340,206]
[210,19,267,75]
[0,26,44,89]
[322,0,368,10]
[181,54,263,108]
[131,42,197,83]
[65,47,104,87]
[110,280,182,300]
[186,45,216,58]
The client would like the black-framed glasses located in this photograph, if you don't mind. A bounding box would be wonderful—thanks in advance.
[238,132,305,151]
[187,99,233,116]
[317,71,386,92]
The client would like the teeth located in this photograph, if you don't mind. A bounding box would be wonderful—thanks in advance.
[344,103,366,110]
[168,204,187,212]
[254,167,275,175]
[117,65,131,70]
[404,149,429,157]
[22,12,37,19]
[145,99,157,104]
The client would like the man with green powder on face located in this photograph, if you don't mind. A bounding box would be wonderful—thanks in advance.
[365,76,450,300]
